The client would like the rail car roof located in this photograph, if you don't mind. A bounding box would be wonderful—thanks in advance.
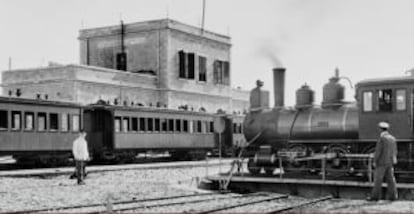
[0,96,82,108]
[87,103,235,117]
[356,75,414,87]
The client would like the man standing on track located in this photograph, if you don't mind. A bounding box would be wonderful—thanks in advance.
[367,122,398,201]
[72,129,89,185]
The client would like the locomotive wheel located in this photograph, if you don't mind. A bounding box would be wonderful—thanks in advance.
[247,158,261,175]
[285,145,311,172]
[326,145,351,173]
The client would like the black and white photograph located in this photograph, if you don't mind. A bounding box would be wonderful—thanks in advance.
[1,0,414,213]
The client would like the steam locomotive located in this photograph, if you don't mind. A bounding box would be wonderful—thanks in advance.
[243,68,414,177]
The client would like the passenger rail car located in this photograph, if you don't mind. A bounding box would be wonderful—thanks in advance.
[85,102,221,161]
[0,97,82,166]
[244,68,414,178]
[0,98,245,166]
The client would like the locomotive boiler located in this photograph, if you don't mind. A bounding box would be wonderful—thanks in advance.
[243,67,414,176]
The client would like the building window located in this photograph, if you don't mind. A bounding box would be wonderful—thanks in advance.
[396,89,406,111]
[25,112,34,131]
[178,50,195,80]
[0,110,8,130]
[38,112,47,131]
[213,60,230,85]
[199,56,207,82]
[11,111,21,130]
[72,115,80,132]
[61,113,69,132]
[378,89,392,111]
[49,113,59,131]
[363,91,373,112]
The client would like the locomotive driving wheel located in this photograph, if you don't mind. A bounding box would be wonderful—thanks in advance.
[326,145,351,174]
[285,145,312,172]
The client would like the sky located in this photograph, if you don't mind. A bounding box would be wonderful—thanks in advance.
[1,0,414,106]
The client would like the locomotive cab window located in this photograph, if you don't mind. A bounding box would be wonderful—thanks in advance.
[24,112,34,131]
[0,110,8,130]
[378,89,393,112]
[362,91,373,112]
[396,89,406,111]
[11,111,21,130]
[49,113,59,131]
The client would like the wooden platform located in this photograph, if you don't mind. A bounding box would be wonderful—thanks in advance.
[202,173,414,200]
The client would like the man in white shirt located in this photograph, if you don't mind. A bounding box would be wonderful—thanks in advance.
[72,129,90,185]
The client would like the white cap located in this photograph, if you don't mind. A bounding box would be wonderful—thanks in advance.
[378,122,390,129]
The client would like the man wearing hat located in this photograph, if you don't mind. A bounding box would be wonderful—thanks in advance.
[367,122,398,201]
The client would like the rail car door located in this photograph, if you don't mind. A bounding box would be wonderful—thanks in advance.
[84,107,114,159]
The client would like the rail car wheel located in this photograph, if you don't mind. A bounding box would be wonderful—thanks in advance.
[326,145,351,173]
[247,158,261,175]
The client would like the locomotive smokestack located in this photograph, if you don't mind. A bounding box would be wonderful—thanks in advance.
[273,67,285,107]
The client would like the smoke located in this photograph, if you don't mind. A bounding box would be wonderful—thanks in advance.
[255,39,284,68]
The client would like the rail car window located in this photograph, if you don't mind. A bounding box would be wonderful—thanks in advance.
[154,118,160,132]
[175,119,181,132]
[11,111,21,130]
[168,119,174,132]
[24,112,34,131]
[123,118,130,132]
[49,113,59,131]
[396,89,406,111]
[131,117,138,132]
[161,119,167,132]
[61,113,69,132]
[114,117,121,132]
[139,118,145,131]
[189,120,194,133]
[210,121,214,133]
[0,110,8,130]
[38,113,47,131]
[197,121,202,133]
[378,89,393,111]
[147,118,153,132]
[363,91,373,112]
[72,115,80,132]
[183,120,188,132]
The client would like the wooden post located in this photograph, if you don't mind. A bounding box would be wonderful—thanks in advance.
[368,157,372,183]
[322,154,326,181]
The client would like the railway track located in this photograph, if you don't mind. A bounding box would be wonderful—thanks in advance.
[1,191,331,214]
[0,158,233,177]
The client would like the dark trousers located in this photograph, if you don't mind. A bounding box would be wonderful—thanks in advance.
[75,160,86,184]
[371,165,398,200]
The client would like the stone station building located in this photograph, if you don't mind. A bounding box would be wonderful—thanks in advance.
[2,19,249,114]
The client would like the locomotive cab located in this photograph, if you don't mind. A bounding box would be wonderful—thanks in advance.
[356,76,414,140]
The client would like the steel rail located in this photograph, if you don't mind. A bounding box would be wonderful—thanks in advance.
[264,195,333,214]
[1,192,221,214]
[192,194,289,214]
